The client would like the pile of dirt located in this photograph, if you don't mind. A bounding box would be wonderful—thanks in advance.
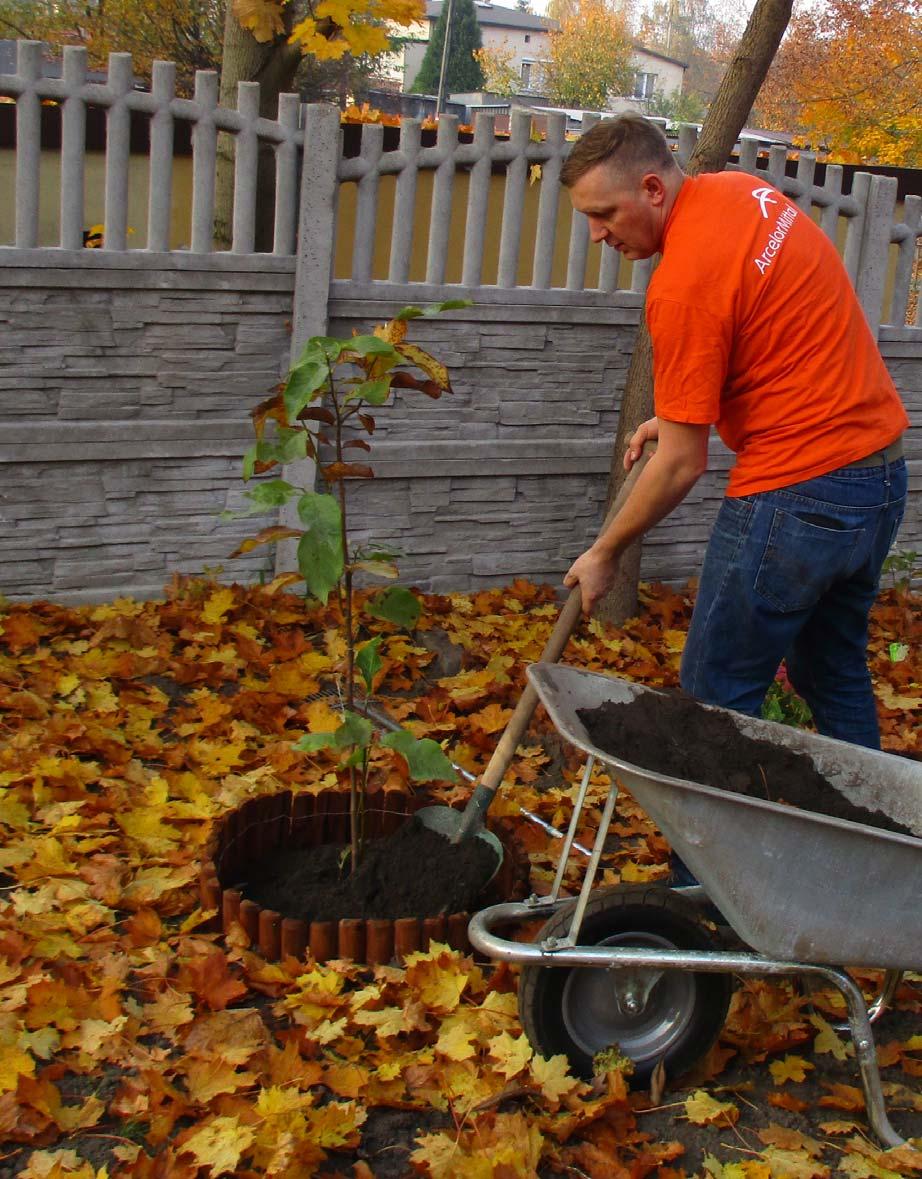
[578,689,912,836]
[238,813,499,922]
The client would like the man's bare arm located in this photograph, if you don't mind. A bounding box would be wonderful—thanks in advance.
[564,418,710,613]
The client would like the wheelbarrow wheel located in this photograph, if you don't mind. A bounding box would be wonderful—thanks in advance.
[519,884,732,1086]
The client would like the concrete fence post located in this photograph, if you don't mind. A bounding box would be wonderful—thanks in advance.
[103,53,133,249]
[60,47,88,250]
[276,103,341,574]
[14,40,42,248]
[855,175,899,337]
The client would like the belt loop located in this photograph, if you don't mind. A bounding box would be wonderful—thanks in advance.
[883,450,891,491]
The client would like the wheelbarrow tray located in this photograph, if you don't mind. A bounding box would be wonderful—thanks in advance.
[527,664,922,969]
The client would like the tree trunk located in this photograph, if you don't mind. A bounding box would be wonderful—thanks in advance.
[594,0,793,625]
[215,4,302,248]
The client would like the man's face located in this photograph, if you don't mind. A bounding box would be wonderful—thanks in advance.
[567,162,667,260]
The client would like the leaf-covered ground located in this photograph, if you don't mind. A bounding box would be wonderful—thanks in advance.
[0,576,920,1178]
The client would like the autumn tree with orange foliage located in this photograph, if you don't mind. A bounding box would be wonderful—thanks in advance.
[755,0,922,164]
[0,0,223,89]
[541,0,634,109]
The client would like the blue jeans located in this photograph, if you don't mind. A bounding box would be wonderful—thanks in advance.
[680,457,907,750]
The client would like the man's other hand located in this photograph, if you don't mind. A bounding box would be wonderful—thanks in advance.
[563,545,617,614]
[624,417,659,470]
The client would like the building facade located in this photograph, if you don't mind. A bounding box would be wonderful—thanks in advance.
[402,1,686,109]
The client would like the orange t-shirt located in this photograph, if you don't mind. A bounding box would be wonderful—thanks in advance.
[646,172,908,496]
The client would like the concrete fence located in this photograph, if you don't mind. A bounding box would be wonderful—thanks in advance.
[1,41,920,602]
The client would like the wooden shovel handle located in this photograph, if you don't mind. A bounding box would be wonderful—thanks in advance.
[452,447,654,839]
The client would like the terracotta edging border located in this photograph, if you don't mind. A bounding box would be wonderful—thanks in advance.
[201,789,527,966]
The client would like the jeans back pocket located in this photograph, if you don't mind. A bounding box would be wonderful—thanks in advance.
[754,508,862,612]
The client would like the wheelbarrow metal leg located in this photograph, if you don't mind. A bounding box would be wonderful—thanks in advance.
[812,964,905,1150]
[548,756,598,905]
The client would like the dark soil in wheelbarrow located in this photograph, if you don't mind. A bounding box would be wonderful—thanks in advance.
[579,689,914,836]
[237,813,499,922]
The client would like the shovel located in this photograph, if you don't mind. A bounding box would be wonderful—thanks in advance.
[417,447,654,856]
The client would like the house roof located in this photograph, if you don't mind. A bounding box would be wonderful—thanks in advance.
[630,41,687,69]
[424,2,556,32]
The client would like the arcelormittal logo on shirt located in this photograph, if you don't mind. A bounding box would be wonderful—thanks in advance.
[752,187,798,275]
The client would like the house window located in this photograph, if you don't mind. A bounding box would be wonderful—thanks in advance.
[524,33,530,42]
[521,61,532,87]
[632,71,657,100]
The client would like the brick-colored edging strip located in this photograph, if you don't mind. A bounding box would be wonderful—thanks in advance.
[200,789,526,965]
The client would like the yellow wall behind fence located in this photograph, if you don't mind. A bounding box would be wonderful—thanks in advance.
[334,170,628,290]
[0,146,906,322]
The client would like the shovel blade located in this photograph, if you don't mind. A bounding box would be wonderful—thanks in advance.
[415,805,503,883]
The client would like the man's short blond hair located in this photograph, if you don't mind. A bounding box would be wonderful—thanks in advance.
[560,113,679,188]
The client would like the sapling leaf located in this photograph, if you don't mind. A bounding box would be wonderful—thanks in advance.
[297,407,336,426]
[390,371,443,398]
[346,378,391,406]
[343,438,371,452]
[394,299,472,320]
[322,461,375,481]
[299,336,346,363]
[345,335,399,359]
[367,585,421,628]
[356,636,383,695]
[381,730,458,782]
[232,479,298,516]
[352,560,399,579]
[251,392,287,440]
[229,526,302,557]
[293,731,338,753]
[335,711,373,750]
[284,359,330,420]
[358,414,376,434]
[296,493,344,604]
[396,343,451,392]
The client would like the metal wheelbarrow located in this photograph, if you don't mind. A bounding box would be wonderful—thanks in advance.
[467,663,922,1148]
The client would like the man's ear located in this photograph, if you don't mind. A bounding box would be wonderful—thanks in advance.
[640,172,668,206]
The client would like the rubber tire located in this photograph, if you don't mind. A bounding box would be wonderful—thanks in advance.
[518,884,732,1086]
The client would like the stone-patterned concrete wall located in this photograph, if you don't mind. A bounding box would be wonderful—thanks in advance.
[1,269,919,603]
[0,262,292,601]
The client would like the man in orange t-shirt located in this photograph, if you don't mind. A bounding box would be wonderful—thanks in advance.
[560,114,907,751]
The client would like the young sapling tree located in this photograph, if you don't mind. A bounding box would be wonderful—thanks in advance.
[228,302,468,871]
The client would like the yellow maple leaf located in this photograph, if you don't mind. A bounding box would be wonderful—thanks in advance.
[305,696,342,733]
[351,1006,406,1039]
[306,1099,366,1148]
[184,1058,257,1104]
[685,1089,740,1126]
[702,1154,751,1178]
[436,1019,478,1061]
[323,1062,368,1098]
[620,859,664,882]
[184,1008,271,1064]
[121,863,198,907]
[0,1041,35,1093]
[404,942,471,1014]
[468,702,513,734]
[255,1084,313,1118]
[811,1013,851,1061]
[769,1054,815,1085]
[143,991,195,1036]
[759,1146,830,1178]
[18,1150,101,1179]
[201,586,236,626]
[488,1030,533,1079]
[179,1114,256,1174]
[529,1053,580,1104]
[66,1016,127,1057]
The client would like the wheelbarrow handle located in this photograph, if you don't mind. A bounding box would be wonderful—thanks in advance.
[452,446,655,841]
